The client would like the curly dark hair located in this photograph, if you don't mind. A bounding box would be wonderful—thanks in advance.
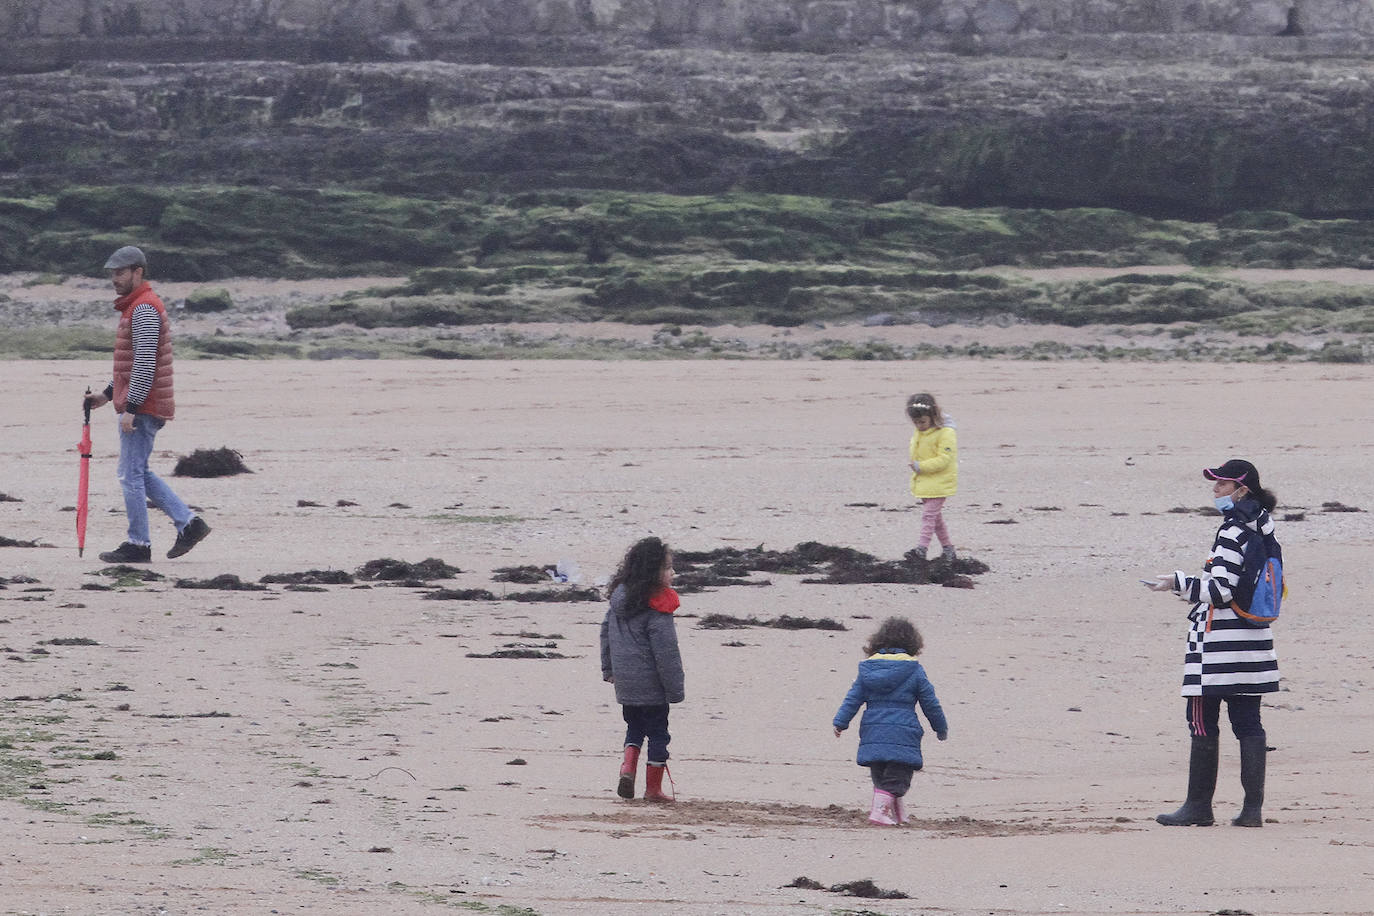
[863,616,924,656]
[608,536,670,616]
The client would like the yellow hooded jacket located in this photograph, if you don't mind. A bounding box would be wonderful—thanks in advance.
[908,425,958,498]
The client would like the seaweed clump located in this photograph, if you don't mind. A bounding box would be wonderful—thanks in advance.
[0,535,45,547]
[698,614,847,631]
[673,541,987,589]
[175,574,268,591]
[509,586,601,603]
[173,447,251,477]
[356,558,461,581]
[784,877,908,899]
[424,588,498,601]
[260,569,356,585]
[830,879,909,899]
[96,565,164,582]
[465,649,568,659]
[492,564,554,584]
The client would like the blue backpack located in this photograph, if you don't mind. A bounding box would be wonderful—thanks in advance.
[1230,528,1286,627]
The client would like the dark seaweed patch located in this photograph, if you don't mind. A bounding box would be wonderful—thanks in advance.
[424,588,498,601]
[357,558,461,581]
[175,574,268,591]
[96,565,165,581]
[785,877,908,899]
[466,649,568,659]
[492,564,553,584]
[698,614,846,631]
[675,541,986,589]
[260,569,355,585]
[173,447,251,477]
[1321,501,1364,512]
[805,550,988,586]
[509,587,601,603]
[830,879,909,899]
[0,535,46,548]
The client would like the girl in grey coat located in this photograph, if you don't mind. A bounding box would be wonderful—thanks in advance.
[600,536,684,802]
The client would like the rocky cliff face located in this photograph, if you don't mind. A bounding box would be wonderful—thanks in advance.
[3,2,1373,220]
[4,48,1372,218]
[4,0,1371,55]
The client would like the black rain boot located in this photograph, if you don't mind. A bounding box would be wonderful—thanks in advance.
[1156,736,1218,826]
[1232,734,1267,827]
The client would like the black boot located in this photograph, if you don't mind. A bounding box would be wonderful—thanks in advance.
[1232,734,1267,827]
[1156,736,1218,826]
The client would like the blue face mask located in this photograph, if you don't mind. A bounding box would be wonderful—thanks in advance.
[1214,494,1235,512]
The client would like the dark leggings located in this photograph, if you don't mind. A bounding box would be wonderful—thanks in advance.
[622,704,671,764]
[868,761,917,797]
[1185,695,1264,739]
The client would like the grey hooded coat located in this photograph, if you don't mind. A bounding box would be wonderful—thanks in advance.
[599,584,685,706]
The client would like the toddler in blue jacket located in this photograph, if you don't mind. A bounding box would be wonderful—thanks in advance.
[833,616,948,825]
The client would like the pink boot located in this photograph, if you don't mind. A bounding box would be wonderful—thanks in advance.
[617,745,640,799]
[893,794,910,824]
[868,788,899,826]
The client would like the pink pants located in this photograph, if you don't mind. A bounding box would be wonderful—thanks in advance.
[918,497,950,549]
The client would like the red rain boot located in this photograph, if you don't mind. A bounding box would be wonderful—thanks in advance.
[617,745,640,799]
[643,762,674,802]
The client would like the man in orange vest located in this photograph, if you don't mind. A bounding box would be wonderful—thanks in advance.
[84,246,211,563]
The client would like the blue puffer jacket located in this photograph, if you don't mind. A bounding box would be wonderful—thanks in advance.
[833,651,948,768]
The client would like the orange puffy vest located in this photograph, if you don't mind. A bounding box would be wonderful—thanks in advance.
[113,283,175,420]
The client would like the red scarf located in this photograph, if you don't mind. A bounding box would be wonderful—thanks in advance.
[649,587,680,614]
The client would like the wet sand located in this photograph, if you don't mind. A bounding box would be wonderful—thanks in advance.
[2,358,1372,914]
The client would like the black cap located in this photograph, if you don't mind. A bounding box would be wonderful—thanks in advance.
[1203,459,1261,491]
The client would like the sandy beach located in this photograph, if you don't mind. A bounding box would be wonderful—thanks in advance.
[2,358,1372,915]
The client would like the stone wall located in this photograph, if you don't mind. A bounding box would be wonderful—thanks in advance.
[4,0,1372,43]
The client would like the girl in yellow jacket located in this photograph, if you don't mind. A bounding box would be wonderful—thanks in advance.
[906,393,959,561]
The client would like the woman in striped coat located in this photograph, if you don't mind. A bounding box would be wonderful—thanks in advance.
[1147,458,1280,828]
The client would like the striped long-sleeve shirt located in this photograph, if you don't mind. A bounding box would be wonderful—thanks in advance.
[123,302,161,411]
[1172,505,1280,696]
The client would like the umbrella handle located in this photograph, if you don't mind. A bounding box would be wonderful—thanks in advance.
[83,386,92,424]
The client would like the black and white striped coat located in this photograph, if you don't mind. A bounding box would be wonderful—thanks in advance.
[1170,503,1280,696]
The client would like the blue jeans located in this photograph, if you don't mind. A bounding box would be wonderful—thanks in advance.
[117,414,192,546]
[622,704,671,765]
